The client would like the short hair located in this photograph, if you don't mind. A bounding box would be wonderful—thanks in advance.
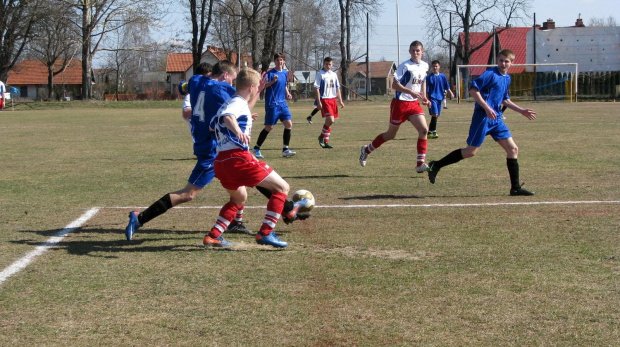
[195,62,212,75]
[212,60,239,77]
[274,53,285,60]
[498,49,515,61]
[409,40,424,49]
[323,57,333,63]
[236,68,261,90]
[431,60,441,66]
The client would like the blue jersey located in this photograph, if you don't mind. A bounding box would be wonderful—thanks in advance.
[470,67,510,117]
[426,73,450,101]
[263,68,289,108]
[189,75,236,158]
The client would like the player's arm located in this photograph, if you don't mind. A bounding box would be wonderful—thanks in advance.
[337,88,344,108]
[420,80,430,106]
[222,114,250,144]
[469,86,497,120]
[502,99,537,120]
[314,88,322,109]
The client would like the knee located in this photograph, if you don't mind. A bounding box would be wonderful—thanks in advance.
[382,132,396,141]
[508,145,519,157]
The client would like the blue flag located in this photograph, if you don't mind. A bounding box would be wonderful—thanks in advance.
[10,86,19,94]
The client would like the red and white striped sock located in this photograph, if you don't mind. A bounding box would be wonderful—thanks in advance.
[259,191,286,236]
[367,134,387,154]
[209,201,239,238]
[320,125,331,142]
[417,138,427,166]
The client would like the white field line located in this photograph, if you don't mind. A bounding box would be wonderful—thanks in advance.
[0,207,100,286]
[112,200,620,210]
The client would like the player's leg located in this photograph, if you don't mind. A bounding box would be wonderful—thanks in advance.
[319,116,335,148]
[428,99,441,138]
[203,187,248,247]
[409,113,430,173]
[255,172,290,247]
[359,123,400,167]
[496,137,534,196]
[281,117,295,157]
[255,186,310,224]
[307,107,319,123]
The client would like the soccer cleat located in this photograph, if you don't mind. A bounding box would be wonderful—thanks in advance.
[203,235,233,248]
[125,211,142,240]
[427,131,439,139]
[256,231,288,248]
[415,163,429,173]
[510,184,535,196]
[253,148,264,159]
[443,106,448,109]
[282,198,308,221]
[359,145,368,167]
[318,136,333,149]
[427,161,439,184]
[283,212,311,224]
[307,115,313,124]
[281,149,296,157]
[225,221,254,235]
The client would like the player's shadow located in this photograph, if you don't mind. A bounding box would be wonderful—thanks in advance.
[161,157,197,161]
[340,194,425,200]
[284,174,350,179]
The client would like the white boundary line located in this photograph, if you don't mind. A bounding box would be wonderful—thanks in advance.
[0,207,100,286]
[110,200,620,210]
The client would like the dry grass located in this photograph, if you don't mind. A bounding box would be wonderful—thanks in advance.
[0,100,618,346]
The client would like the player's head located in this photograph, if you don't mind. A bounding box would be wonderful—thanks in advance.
[431,60,441,74]
[195,62,212,76]
[212,60,239,85]
[177,81,189,96]
[274,53,286,69]
[497,49,515,74]
[323,57,334,71]
[236,68,261,97]
[408,41,424,62]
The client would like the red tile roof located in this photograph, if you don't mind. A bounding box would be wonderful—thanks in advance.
[349,61,396,78]
[166,47,254,74]
[7,59,82,85]
[460,27,530,75]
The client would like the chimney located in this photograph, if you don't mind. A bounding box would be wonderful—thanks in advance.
[575,18,585,27]
[542,18,555,30]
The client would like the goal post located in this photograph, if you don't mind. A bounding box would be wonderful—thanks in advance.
[455,63,578,103]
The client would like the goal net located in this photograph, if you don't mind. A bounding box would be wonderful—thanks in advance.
[455,63,578,103]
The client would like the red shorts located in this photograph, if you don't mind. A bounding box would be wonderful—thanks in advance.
[0,98,4,110]
[389,98,424,125]
[320,98,339,118]
[214,149,274,190]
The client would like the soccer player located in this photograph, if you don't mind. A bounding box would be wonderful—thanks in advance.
[178,63,212,137]
[314,57,345,148]
[204,68,292,248]
[253,53,296,158]
[359,40,431,173]
[427,49,537,196]
[0,80,5,110]
[426,60,454,138]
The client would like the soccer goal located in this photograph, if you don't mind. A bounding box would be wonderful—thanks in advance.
[455,63,578,103]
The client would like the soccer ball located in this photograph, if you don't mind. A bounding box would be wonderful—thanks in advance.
[292,189,315,212]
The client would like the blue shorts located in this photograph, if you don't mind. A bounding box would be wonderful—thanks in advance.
[264,103,292,125]
[467,110,512,147]
[428,98,443,116]
[187,156,216,188]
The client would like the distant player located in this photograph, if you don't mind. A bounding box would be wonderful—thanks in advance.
[253,53,296,158]
[359,40,431,173]
[427,49,537,196]
[426,60,454,138]
[0,80,5,110]
[314,57,345,148]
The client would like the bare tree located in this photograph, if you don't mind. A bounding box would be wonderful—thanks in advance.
[29,2,80,100]
[0,0,42,81]
[189,0,216,73]
[588,16,617,27]
[421,0,533,79]
[259,0,285,71]
[63,0,162,99]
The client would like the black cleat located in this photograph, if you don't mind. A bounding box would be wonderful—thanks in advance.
[510,184,535,196]
[427,161,439,184]
[282,212,311,225]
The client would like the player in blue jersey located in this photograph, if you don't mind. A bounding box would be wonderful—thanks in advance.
[253,53,296,158]
[427,49,537,196]
[426,60,454,138]
[204,68,291,248]
[359,40,431,173]
[124,61,256,240]
[314,57,345,148]
[178,63,212,140]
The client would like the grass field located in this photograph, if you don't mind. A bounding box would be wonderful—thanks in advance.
[0,99,619,346]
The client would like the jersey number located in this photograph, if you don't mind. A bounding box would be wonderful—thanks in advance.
[193,91,206,122]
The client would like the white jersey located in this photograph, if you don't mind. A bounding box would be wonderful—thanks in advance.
[182,94,191,109]
[393,59,429,101]
[210,95,252,152]
[313,69,340,99]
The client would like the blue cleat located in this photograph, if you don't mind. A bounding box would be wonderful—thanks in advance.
[254,148,264,159]
[203,235,233,248]
[125,211,141,240]
[255,231,288,248]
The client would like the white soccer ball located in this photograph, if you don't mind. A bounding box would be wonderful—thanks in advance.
[292,189,315,212]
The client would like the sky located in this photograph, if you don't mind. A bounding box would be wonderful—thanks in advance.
[367,0,620,63]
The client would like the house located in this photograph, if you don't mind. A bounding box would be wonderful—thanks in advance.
[166,46,253,95]
[7,59,83,100]
[458,27,530,76]
[348,61,397,96]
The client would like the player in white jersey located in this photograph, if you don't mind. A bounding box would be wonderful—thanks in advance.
[314,57,345,148]
[359,40,431,173]
[205,68,291,248]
